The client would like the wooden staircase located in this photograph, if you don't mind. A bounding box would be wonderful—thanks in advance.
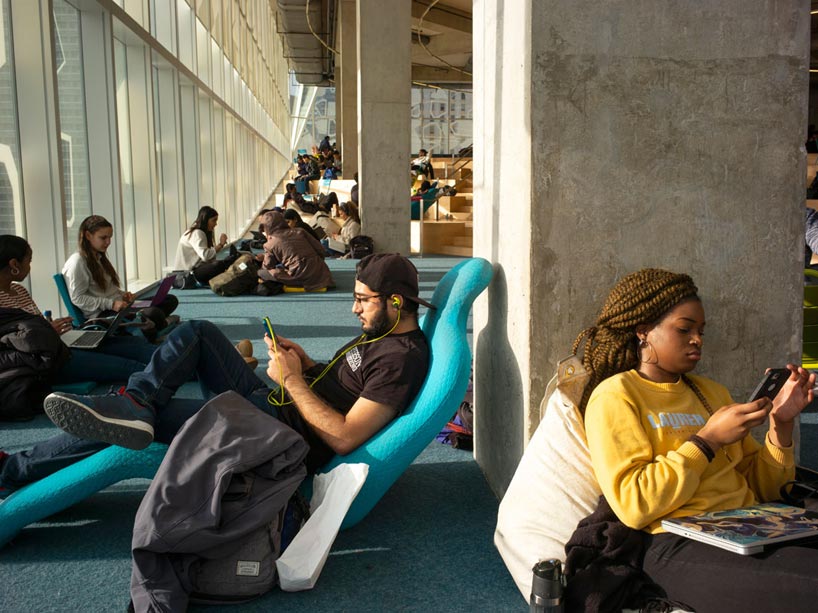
[415,156,473,256]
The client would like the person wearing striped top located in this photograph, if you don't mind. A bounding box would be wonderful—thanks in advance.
[0,235,156,385]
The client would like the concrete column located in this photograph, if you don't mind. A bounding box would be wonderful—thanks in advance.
[357,0,410,253]
[338,0,357,179]
[473,0,810,497]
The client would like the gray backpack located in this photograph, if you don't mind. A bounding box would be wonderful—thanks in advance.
[187,482,310,605]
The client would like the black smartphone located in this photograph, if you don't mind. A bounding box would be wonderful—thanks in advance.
[748,368,790,402]
[262,317,277,344]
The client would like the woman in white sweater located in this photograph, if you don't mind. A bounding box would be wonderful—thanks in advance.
[63,215,178,331]
[173,206,237,284]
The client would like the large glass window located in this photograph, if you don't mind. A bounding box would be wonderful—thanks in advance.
[0,0,23,236]
[114,37,138,277]
[54,0,93,235]
[411,87,473,155]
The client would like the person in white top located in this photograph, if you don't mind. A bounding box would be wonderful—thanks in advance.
[410,148,434,179]
[62,215,178,332]
[174,206,238,284]
[322,202,361,257]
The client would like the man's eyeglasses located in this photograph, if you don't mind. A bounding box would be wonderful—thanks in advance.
[352,293,383,305]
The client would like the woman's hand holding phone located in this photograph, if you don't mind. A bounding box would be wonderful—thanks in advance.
[697,399,772,452]
[769,364,815,424]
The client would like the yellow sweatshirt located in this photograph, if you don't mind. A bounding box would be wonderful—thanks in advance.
[585,370,795,533]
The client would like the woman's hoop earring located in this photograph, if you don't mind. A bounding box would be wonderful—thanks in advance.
[639,338,658,365]
[10,266,19,276]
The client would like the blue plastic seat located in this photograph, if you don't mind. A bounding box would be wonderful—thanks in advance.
[0,258,492,545]
[53,273,86,327]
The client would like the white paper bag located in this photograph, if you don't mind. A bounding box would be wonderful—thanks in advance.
[276,463,369,591]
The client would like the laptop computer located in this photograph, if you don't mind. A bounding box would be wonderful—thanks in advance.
[60,309,128,350]
[132,275,174,309]
[661,502,818,555]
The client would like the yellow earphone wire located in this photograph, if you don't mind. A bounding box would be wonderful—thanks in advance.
[266,305,402,407]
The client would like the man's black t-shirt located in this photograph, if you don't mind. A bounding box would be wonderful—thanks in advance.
[277,328,429,473]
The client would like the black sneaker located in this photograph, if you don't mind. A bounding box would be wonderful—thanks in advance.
[44,388,155,450]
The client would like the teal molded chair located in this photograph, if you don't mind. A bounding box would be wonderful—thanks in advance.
[0,258,493,545]
[53,273,86,327]
[50,274,96,394]
[325,257,492,528]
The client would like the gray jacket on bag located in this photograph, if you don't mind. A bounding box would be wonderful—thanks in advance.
[130,391,309,612]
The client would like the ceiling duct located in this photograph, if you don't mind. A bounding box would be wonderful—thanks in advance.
[276,0,335,86]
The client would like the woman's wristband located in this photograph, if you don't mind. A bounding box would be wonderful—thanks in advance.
[688,434,716,462]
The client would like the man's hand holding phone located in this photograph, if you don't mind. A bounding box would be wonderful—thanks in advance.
[262,318,315,371]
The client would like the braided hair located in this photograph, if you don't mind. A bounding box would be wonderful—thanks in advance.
[572,268,699,414]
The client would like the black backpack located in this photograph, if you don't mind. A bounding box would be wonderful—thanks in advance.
[349,235,374,259]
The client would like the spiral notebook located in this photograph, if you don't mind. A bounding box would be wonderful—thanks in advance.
[661,502,818,555]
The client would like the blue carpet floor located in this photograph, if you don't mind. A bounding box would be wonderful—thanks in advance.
[0,256,527,613]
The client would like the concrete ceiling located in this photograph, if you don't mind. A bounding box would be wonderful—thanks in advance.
[410,0,473,86]
[275,0,473,88]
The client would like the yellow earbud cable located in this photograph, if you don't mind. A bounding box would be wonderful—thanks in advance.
[266,308,401,407]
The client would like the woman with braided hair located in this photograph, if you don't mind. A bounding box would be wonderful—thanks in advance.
[575,268,818,610]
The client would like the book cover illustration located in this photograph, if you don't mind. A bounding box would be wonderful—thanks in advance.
[667,503,818,546]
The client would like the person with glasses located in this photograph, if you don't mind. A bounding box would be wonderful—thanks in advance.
[0,254,432,495]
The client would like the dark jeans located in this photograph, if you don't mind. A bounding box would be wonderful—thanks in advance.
[54,335,157,384]
[0,321,273,491]
[643,532,818,612]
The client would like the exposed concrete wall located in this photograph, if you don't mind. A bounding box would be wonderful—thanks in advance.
[357,0,411,253]
[338,0,357,178]
[472,0,531,501]
[474,0,810,498]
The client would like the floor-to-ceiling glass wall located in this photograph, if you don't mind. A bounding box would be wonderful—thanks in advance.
[53,0,92,238]
[0,0,23,237]
[8,0,292,306]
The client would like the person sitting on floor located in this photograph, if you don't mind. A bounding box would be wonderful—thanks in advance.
[283,208,321,241]
[297,155,320,183]
[173,206,240,285]
[283,182,308,209]
[311,198,341,240]
[63,215,178,333]
[0,253,433,496]
[256,211,334,292]
[322,202,361,258]
[285,182,318,215]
